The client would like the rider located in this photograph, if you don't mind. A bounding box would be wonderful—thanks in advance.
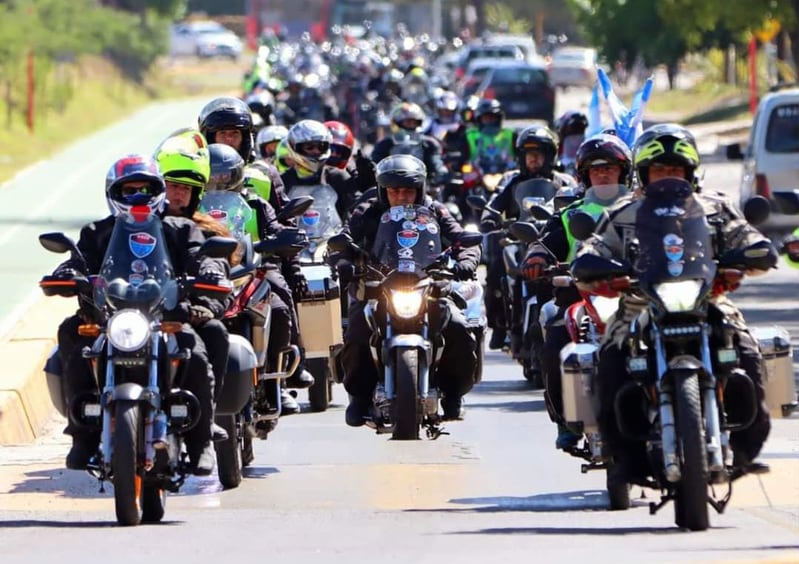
[324,119,377,207]
[255,125,289,165]
[424,90,461,142]
[339,155,481,425]
[370,102,450,189]
[52,154,228,475]
[554,110,589,176]
[480,125,576,350]
[571,123,777,486]
[459,98,516,174]
[520,133,633,449]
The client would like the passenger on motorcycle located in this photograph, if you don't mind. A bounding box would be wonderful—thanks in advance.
[554,110,589,178]
[480,126,576,350]
[572,123,777,487]
[324,119,377,207]
[53,154,229,475]
[255,125,289,164]
[338,155,481,426]
[520,133,633,449]
[370,102,451,188]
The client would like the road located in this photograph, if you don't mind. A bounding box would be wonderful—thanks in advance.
[0,95,797,562]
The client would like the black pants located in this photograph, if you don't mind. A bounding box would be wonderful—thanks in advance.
[597,326,771,466]
[195,319,229,403]
[58,315,215,455]
[485,252,506,331]
[342,299,477,400]
[265,285,293,371]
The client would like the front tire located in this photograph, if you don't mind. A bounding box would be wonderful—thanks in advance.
[307,358,330,412]
[391,347,421,440]
[673,374,710,531]
[214,414,242,490]
[112,400,144,526]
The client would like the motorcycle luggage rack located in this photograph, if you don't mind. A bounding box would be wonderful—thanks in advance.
[254,345,301,423]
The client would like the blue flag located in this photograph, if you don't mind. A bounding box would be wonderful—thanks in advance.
[595,68,654,148]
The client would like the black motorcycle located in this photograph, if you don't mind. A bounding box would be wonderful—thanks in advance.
[39,211,234,526]
[571,180,771,531]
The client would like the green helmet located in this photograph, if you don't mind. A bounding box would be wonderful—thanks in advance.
[274,137,292,174]
[633,123,700,188]
[154,128,210,217]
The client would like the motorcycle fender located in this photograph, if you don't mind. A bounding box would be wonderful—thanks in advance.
[110,382,150,404]
[383,335,431,367]
[663,355,706,390]
[43,345,68,418]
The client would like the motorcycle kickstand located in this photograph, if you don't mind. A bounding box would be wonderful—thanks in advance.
[648,491,674,515]
[708,482,733,514]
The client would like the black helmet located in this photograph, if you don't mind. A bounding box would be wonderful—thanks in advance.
[555,110,588,140]
[207,143,245,193]
[198,96,254,162]
[375,154,427,207]
[515,126,559,177]
[575,133,632,187]
[633,123,700,188]
[475,98,504,130]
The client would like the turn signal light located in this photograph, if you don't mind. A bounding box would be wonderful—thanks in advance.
[77,324,100,337]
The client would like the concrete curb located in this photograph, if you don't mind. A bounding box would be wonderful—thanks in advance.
[0,295,76,445]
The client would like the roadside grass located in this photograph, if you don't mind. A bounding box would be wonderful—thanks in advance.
[645,79,752,124]
[0,55,248,185]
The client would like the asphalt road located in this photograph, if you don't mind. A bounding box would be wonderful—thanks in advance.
[0,96,797,562]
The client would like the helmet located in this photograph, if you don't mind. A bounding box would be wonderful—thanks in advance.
[475,98,504,131]
[575,133,632,187]
[633,123,700,188]
[274,137,293,174]
[154,128,211,217]
[105,154,166,217]
[375,154,427,207]
[555,110,588,140]
[197,96,254,162]
[324,120,355,169]
[255,125,289,159]
[460,95,480,125]
[515,126,559,176]
[286,119,332,175]
[245,90,275,125]
[207,143,245,192]
[434,91,460,124]
[391,102,426,132]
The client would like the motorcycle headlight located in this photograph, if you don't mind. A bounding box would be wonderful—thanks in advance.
[654,280,703,313]
[107,309,151,352]
[390,288,425,319]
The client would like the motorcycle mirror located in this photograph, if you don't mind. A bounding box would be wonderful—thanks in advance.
[327,232,353,253]
[509,221,539,243]
[571,253,631,282]
[457,232,483,248]
[742,195,771,225]
[569,211,596,241]
[254,228,308,256]
[466,194,487,211]
[773,190,799,215]
[39,232,77,254]
[529,204,552,221]
[277,195,315,222]
[201,236,238,259]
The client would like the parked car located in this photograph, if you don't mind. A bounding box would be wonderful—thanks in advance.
[453,43,526,81]
[474,61,555,124]
[170,21,243,60]
[547,46,598,89]
[456,57,504,98]
[727,83,799,234]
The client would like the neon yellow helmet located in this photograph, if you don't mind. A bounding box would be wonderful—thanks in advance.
[274,137,293,174]
[243,167,272,201]
[785,227,799,269]
[633,123,700,188]
[154,128,211,217]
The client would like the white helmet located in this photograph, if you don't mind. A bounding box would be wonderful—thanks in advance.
[256,125,289,158]
[286,119,332,174]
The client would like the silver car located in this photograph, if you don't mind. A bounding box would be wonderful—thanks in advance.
[547,46,598,89]
[169,21,243,60]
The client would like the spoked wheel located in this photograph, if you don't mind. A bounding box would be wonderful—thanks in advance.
[391,347,421,440]
[214,414,242,490]
[673,374,710,531]
[112,400,144,526]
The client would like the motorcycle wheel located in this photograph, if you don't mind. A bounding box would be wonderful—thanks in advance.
[673,374,710,531]
[523,361,544,389]
[605,463,631,511]
[214,414,242,490]
[391,347,421,440]
[307,358,330,412]
[112,400,144,526]
[142,449,168,522]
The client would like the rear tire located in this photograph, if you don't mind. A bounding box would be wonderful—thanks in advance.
[112,401,144,526]
[606,462,631,511]
[392,347,420,440]
[307,358,330,412]
[214,414,242,490]
[673,374,710,531]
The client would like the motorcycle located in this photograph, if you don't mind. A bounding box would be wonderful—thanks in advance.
[39,210,235,525]
[199,192,310,488]
[328,205,484,440]
[287,183,345,412]
[569,181,771,530]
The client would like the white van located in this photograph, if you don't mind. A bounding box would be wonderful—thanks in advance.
[727,84,799,233]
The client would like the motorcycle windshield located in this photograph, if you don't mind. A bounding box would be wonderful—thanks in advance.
[287,184,343,240]
[93,211,178,314]
[372,205,443,276]
[514,178,557,218]
[633,183,716,307]
[198,191,253,241]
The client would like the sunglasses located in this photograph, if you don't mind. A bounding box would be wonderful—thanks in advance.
[120,185,152,197]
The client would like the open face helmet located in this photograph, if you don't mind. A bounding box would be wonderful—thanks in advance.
[105,154,166,217]
[286,119,332,175]
[198,96,254,162]
[256,125,289,160]
[154,128,211,216]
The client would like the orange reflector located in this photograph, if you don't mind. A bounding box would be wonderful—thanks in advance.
[77,324,100,337]
[39,280,76,288]
[161,321,184,334]
[251,367,258,387]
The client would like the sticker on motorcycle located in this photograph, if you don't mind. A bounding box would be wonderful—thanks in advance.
[398,247,414,259]
[389,206,405,222]
[302,209,321,226]
[667,260,684,276]
[128,273,144,287]
[398,259,416,273]
[522,196,546,211]
[129,232,156,258]
[381,211,391,223]
[130,259,148,274]
[207,209,228,222]
[426,222,439,235]
[663,234,684,262]
[404,207,417,221]
[397,229,420,248]
[402,220,415,230]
